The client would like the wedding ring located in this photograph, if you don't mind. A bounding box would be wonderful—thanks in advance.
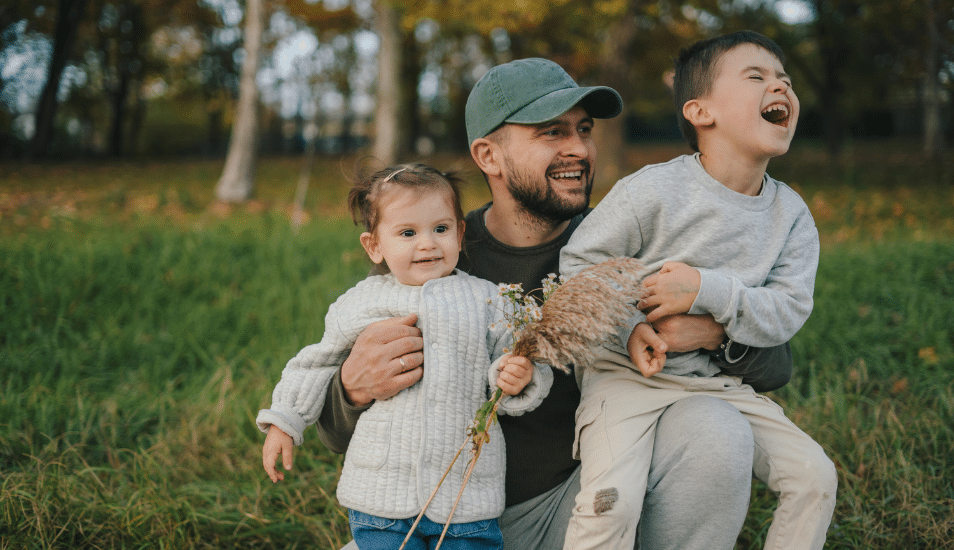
[399,356,406,369]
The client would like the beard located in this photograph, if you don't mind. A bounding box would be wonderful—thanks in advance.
[504,157,593,228]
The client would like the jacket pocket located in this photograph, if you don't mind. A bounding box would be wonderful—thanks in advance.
[350,413,392,470]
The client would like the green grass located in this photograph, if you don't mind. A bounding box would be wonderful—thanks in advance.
[1,143,953,548]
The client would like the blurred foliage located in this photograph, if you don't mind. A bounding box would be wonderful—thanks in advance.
[1,0,952,160]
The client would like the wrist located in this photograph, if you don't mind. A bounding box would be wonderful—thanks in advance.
[709,336,748,364]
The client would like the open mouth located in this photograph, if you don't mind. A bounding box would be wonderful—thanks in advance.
[761,103,790,127]
[413,257,442,265]
[547,169,585,184]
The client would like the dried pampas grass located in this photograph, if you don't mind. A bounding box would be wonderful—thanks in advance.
[511,257,646,373]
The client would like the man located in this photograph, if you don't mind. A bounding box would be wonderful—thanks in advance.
[318,58,793,549]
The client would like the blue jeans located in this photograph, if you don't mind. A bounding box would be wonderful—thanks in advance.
[349,510,504,550]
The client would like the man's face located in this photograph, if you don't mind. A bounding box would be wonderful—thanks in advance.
[499,106,597,225]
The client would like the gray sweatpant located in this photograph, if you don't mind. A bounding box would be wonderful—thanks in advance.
[340,394,755,550]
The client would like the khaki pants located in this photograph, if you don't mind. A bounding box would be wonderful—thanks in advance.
[564,349,837,550]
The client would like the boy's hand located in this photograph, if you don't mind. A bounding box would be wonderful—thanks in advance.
[262,425,294,483]
[496,354,533,396]
[627,322,668,377]
[640,262,701,323]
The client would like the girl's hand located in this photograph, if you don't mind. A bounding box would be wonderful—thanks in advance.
[496,354,533,395]
[262,425,294,483]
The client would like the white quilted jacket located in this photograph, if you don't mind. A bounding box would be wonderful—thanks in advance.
[256,271,553,523]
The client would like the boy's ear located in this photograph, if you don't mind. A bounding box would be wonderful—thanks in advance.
[470,138,502,178]
[683,99,714,128]
[359,232,384,264]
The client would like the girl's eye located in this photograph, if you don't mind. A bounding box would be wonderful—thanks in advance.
[749,74,763,81]
[400,229,415,237]
[434,224,448,234]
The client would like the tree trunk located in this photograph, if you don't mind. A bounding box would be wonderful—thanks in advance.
[372,0,405,165]
[593,4,639,192]
[216,0,265,202]
[922,0,943,159]
[27,0,87,160]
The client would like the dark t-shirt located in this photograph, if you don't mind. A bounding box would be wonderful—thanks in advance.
[456,203,588,506]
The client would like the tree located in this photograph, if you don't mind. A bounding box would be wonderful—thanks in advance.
[26,0,87,159]
[372,0,407,165]
[216,0,266,203]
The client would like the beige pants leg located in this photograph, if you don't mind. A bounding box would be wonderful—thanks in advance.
[565,348,836,550]
[719,388,838,550]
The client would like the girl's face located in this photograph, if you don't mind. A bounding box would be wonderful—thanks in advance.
[359,186,464,286]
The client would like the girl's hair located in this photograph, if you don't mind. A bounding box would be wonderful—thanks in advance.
[348,163,466,234]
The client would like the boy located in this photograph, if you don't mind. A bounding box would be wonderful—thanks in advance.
[559,31,837,550]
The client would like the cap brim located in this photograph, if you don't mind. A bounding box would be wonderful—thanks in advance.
[505,86,623,125]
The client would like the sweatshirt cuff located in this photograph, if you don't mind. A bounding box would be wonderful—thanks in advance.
[689,268,733,323]
[488,358,554,416]
[614,309,648,350]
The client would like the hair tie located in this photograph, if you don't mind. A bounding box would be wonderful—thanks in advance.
[383,166,409,182]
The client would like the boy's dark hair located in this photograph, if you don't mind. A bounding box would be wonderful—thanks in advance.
[673,30,786,152]
[348,162,466,234]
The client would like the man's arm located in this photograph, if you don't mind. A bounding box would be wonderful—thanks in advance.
[651,313,793,393]
[314,315,425,453]
[712,342,793,392]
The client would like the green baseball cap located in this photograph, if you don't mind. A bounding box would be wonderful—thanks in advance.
[465,57,623,144]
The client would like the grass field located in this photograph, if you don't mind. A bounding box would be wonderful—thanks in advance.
[1,140,953,549]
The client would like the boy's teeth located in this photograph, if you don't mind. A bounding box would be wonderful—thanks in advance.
[761,104,788,124]
[551,171,582,179]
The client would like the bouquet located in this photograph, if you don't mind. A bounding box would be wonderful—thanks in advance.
[400,257,645,549]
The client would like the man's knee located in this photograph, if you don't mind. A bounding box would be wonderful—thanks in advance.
[655,395,754,474]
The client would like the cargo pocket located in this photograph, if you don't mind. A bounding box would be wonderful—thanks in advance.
[573,398,611,482]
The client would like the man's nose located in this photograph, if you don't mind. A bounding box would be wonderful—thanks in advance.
[562,130,589,157]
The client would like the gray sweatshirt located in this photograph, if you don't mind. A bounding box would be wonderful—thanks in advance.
[560,153,819,377]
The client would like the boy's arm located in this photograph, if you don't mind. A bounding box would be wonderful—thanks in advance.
[690,216,819,347]
[560,180,649,348]
[560,180,643,279]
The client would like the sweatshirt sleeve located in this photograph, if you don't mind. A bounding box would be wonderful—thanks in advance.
[689,210,819,347]
[560,179,647,348]
[256,300,354,446]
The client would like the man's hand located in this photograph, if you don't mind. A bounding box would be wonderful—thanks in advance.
[341,314,424,406]
[651,314,725,353]
[496,354,533,395]
[262,425,294,483]
[627,323,668,377]
[640,262,701,323]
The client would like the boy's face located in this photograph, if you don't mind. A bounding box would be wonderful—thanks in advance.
[360,187,463,286]
[701,44,799,161]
